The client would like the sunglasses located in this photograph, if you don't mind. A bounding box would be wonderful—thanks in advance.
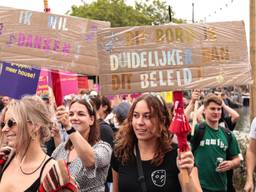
[1,119,16,129]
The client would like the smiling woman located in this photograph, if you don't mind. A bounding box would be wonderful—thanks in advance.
[52,97,112,192]
[0,95,79,192]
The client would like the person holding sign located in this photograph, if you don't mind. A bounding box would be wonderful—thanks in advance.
[52,96,112,192]
[111,94,201,192]
[0,95,79,192]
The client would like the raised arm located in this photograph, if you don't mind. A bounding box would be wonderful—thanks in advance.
[185,90,201,120]
[244,138,256,192]
[56,105,96,168]
[177,150,202,192]
[221,101,240,123]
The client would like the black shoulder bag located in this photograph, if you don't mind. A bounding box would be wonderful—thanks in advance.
[135,144,147,192]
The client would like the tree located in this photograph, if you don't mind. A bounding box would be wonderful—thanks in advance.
[70,0,184,27]
[134,0,183,25]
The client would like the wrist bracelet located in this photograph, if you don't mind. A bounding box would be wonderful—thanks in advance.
[66,127,76,135]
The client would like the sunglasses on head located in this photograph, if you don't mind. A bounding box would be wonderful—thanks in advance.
[1,119,16,129]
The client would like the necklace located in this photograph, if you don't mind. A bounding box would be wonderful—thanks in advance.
[19,154,47,175]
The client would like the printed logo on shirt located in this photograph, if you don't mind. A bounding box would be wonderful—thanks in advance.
[199,138,228,151]
[151,169,166,187]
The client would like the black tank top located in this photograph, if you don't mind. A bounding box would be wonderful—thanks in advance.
[24,157,53,192]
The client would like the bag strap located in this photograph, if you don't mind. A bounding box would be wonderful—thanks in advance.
[39,157,53,181]
[135,144,147,192]
[221,127,233,160]
[191,122,206,153]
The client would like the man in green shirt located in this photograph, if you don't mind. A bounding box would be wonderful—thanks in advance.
[191,94,240,192]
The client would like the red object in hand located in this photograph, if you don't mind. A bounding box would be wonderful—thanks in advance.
[0,158,5,165]
[169,91,191,152]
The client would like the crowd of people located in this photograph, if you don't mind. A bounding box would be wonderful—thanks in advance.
[0,87,255,192]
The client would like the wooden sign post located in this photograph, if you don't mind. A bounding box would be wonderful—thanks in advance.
[250,0,256,121]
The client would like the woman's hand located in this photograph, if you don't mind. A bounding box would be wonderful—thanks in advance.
[56,105,71,129]
[0,146,13,162]
[244,179,254,192]
[50,121,60,137]
[177,150,194,175]
[177,151,202,192]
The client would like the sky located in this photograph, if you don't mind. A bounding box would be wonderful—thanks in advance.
[0,0,249,35]
[0,0,249,22]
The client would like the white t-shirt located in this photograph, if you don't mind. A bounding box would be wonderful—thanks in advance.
[249,117,256,139]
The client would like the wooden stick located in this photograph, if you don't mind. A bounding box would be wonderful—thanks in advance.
[179,169,190,184]
[191,100,199,136]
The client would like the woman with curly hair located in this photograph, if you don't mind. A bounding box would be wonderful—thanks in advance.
[111,94,201,192]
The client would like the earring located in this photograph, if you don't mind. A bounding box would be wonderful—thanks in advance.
[31,131,38,140]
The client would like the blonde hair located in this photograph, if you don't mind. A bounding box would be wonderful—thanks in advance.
[0,107,7,147]
[6,95,52,155]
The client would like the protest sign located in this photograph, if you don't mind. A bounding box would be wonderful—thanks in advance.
[37,69,79,100]
[0,6,110,75]
[36,69,49,96]
[97,21,250,95]
[0,61,40,99]
[78,75,89,90]
[59,71,78,96]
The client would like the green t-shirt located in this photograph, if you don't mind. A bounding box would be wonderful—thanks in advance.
[191,122,240,191]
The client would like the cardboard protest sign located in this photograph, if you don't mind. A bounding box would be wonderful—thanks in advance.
[0,6,110,75]
[0,61,40,99]
[97,21,250,95]
[36,69,49,96]
[59,71,78,97]
[37,69,79,101]
[78,75,89,90]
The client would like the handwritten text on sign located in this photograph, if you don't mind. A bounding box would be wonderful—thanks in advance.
[0,7,110,75]
[98,21,249,95]
[0,61,40,99]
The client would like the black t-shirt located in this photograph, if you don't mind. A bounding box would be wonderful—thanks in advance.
[98,119,114,183]
[45,137,56,156]
[111,148,181,192]
[219,116,237,131]
[98,119,114,147]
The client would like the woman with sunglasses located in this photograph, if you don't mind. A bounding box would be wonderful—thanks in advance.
[52,96,112,192]
[112,94,201,192]
[0,95,79,192]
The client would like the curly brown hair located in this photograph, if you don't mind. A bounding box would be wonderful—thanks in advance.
[114,94,173,166]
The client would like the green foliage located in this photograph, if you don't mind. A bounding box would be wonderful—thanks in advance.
[232,131,256,191]
[70,0,185,27]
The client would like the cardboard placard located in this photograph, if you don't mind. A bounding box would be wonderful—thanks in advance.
[97,21,250,95]
[0,6,110,75]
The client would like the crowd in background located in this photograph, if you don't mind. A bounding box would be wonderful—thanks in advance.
[0,85,255,192]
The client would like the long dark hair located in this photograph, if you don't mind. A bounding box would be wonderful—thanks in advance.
[114,94,172,166]
[65,98,100,150]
